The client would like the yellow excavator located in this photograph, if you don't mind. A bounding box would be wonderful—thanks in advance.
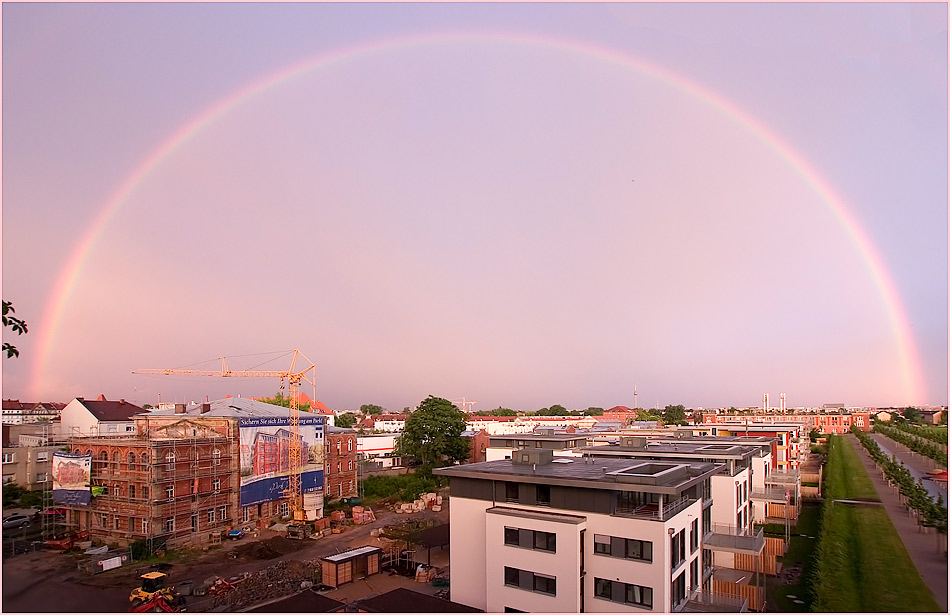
[129,572,185,611]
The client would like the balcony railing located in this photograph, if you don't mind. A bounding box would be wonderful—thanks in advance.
[751,485,791,503]
[765,470,800,485]
[615,495,697,521]
[704,524,764,554]
[680,588,749,613]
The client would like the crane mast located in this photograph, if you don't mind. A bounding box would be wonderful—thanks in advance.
[134,350,316,521]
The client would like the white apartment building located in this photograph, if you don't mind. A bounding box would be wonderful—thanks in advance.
[435,450,747,613]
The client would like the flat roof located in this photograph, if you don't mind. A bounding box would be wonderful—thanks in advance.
[487,506,587,525]
[488,433,589,442]
[321,545,383,563]
[435,457,722,495]
[579,441,759,460]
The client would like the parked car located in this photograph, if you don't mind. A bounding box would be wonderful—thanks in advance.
[227,528,245,540]
[3,514,32,529]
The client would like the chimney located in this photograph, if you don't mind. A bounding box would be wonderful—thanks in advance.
[200,403,211,414]
[175,403,186,414]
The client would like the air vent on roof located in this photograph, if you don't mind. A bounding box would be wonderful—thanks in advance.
[551,458,574,463]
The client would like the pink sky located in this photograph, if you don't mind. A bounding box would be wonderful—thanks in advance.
[2,3,946,411]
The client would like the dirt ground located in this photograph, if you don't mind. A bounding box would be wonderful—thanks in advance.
[1,500,449,613]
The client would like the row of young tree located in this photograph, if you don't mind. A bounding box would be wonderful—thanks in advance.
[851,426,947,534]
[873,424,949,467]
[886,421,949,447]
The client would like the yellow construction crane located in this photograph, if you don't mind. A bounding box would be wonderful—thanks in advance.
[134,350,316,524]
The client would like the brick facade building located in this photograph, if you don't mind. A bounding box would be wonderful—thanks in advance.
[64,415,240,549]
[325,426,358,500]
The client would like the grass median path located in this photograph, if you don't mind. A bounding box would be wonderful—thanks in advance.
[811,435,939,612]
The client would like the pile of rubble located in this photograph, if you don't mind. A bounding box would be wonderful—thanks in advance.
[210,559,318,610]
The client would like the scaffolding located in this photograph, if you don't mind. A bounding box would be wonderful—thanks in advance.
[66,416,240,555]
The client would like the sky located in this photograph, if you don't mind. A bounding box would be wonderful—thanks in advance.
[2,3,947,413]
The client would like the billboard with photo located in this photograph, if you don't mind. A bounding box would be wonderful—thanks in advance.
[52,452,92,506]
[238,415,324,506]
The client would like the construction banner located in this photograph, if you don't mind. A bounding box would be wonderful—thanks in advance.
[52,452,92,506]
[237,415,324,506]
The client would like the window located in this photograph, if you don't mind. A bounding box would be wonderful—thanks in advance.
[336,462,341,472]
[129,484,136,499]
[165,451,175,464]
[672,571,686,609]
[593,534,652,562]
[504,567,556,596]
[142,485,149,500]
[142,520,149,535]
[504,527,556,552]
[347,439,353,452]
[165,484,174,499]
[624,538,652,562]
[536,484,551,506]
[1,453,13,464]
[348,460,353,471]
[533,573,556,596]
[113,451,120,463]
[212,478,220,492]
[128,452,136,466]
[625,583,653,608]
[208,509,215,523]
[114,484,120,497]
[533,531,556,552]
[691,519,699,552]
[164,518,174,533]
[505,482,519,502]
[338,483,343,496]
[99,513,108,527]
[671,529,686,569]
[213,449,221,466]
[242,507,249,523]
[36,452,49,462]
[141,453,148,465]
[36,472,48,482]
[115,516,121,530]
[191,514,198,531]
[280,502,289,516]
[594,578,653,609]
[218,506,227,521]
[99,451,108,462]
[691,557,699,587]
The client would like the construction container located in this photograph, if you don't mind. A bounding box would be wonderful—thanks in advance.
[320,546,383,588]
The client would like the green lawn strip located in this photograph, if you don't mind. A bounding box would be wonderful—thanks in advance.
[768,502,821,612]
[811,436,938,612]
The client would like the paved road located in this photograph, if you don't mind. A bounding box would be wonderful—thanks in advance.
[871,433,947,501]
[848,434,948,611]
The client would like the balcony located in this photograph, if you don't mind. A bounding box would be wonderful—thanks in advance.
[679,589,749,613]
[765,469,800,485]
[751,485,791,503]
[615,495,697,521]
[704,524,764,554]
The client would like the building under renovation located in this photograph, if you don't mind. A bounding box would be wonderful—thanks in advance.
[61,410,239,549]
[59,398,326,549]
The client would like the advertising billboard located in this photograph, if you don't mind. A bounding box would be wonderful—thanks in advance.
[51,452,92,506]
[238,415,324,506]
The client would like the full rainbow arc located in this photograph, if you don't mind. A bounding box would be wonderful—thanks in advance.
[30,30,926,403]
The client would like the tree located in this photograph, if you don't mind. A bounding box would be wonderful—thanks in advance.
[491,407,517,416]
[535,405,568,416]
[662,405,687,425]
[585,407,604,416]
[396,396,468,474]
[257,392,312,413]
[902,406,923,424]
[3,300,28,358]
[335,413,357,428]
[360,404,385,415]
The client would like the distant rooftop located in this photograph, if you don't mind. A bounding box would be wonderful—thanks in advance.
[435,457,722,495]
